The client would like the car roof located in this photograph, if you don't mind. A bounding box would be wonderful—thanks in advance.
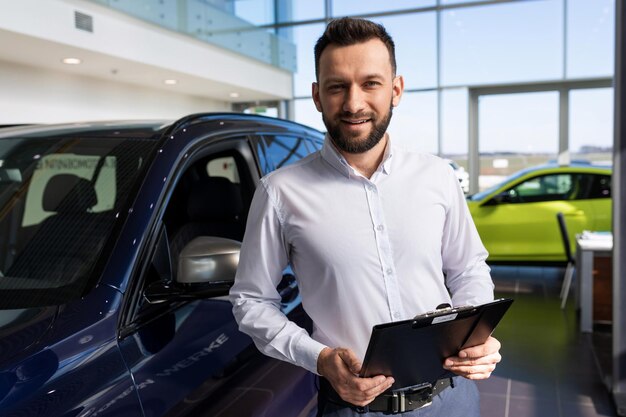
[0,120,172,139]
[514,162,612,176]
[0,113,324,141]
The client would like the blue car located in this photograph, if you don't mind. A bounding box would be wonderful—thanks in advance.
[0,114,324,417]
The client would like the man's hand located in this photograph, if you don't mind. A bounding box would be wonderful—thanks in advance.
[443,336,501,379]
[317,347,394,407]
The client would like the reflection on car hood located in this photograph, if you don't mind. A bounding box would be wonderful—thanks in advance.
[0,306,57,368]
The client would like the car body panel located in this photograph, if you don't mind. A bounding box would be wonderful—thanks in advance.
[0,114,324,417]
[467,164,612,263]
[0,285,143,417]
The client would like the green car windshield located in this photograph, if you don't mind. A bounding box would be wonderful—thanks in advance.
[468,169,530,202]
[0,131,158,308]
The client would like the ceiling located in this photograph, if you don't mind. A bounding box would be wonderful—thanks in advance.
[0,28,285,103]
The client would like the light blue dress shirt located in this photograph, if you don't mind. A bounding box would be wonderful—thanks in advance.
[230,137,494,375]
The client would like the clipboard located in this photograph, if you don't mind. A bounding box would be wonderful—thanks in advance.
[359,298,513,390]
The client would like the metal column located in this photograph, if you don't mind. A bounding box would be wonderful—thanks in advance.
[468,90,479,195]
[613,0,626,414]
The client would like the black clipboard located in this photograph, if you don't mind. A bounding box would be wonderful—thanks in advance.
[359,298,513,389]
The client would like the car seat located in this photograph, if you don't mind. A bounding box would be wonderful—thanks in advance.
[7,174,112,285]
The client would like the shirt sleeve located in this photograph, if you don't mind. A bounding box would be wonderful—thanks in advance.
[440,168,495,307]
[229,179,328,375]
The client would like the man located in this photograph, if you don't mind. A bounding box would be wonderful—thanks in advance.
[230,17,501,416]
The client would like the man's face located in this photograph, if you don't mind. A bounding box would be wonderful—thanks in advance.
[312,38,404,154]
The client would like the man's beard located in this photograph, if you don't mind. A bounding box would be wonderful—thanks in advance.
[323,104,393,154]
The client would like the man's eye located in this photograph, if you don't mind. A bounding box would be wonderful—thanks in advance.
[328,84,344,91]
[364,81,380,88]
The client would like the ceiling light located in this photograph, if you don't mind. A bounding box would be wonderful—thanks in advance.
[164,79,177,85]
[62,58,82,65]
[229,92,240,98]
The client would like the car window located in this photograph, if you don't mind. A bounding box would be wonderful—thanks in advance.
[257,135,316,171]
[22,154,116,227]
[586,174,611,199]
[207,156,240,183]
[133,146,254,321]
[0,136,157,308]
[508,174,573,203]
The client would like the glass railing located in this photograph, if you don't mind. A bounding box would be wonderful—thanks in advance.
[90,0,297,72]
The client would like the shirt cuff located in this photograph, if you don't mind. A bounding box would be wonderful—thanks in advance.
[296,333,329,375]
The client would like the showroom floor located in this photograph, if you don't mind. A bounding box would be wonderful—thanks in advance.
[477,265,617,417]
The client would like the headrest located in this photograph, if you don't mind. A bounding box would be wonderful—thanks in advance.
[42,174,98,213]
[187,177,243,221]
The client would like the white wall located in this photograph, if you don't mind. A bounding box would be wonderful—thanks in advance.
[0,0,293,123]
[0,0,292,98]
[0,60,229,124]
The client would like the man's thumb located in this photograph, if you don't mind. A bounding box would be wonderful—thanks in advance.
[338,349,362,374]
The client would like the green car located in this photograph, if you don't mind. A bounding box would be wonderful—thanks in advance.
[466,164,612,263]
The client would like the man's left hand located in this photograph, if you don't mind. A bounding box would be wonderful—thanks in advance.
[443,336,501,380]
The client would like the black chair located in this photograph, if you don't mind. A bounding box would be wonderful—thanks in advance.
[557,212,575,309]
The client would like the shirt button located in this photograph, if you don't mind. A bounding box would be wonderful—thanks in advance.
[386,268,393,275]
[394,312,401,319]
[376,225,384,231]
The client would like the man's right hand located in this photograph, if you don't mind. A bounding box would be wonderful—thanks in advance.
[317,347,394,407]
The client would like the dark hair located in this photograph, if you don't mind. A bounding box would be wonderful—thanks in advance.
[314,17,397,81]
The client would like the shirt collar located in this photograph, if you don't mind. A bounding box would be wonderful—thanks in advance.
[320,134,394,179]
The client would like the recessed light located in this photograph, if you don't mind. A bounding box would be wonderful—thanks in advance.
[229,92,240,98]
[164,79,177,85]
[62,58,82,65]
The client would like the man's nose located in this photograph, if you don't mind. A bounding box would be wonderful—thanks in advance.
[342,86,366,114]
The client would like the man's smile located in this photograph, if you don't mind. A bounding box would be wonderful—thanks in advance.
[341,118,371,124]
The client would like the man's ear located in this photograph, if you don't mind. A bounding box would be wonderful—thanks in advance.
[391,75,405,107]
[312,82,323,112]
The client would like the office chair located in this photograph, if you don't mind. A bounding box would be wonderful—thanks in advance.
[557,212,575,309]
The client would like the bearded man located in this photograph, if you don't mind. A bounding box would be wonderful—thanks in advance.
[230,17,500,417]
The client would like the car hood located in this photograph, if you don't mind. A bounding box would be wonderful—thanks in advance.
[0,306,58,368]
[465,199,481,213]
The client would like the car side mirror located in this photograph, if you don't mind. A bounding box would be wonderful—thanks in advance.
[484,191,513,206]
[144,236,241,304]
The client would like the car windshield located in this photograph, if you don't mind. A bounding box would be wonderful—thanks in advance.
[0,133,158,308]
[467,169,530,201]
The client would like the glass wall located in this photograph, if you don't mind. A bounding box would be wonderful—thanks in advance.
[98,0,615,192]
[275,0,614,194]
[567,0,615,78]
[371,13,437,90]
[441,1,562,86]
[478,92,559,190]
[91,0,297,71]
[388,92,438,153]
[441,88,468,168]
[569,88,614,164]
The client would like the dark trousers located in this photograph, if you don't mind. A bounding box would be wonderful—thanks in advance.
[316,376,481,417]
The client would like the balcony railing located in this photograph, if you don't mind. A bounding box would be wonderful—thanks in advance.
[90,0,297,72]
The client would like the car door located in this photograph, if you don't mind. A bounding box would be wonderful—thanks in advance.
[117,136,316,417]
[473,172,592,262]
[581,173,612,231]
